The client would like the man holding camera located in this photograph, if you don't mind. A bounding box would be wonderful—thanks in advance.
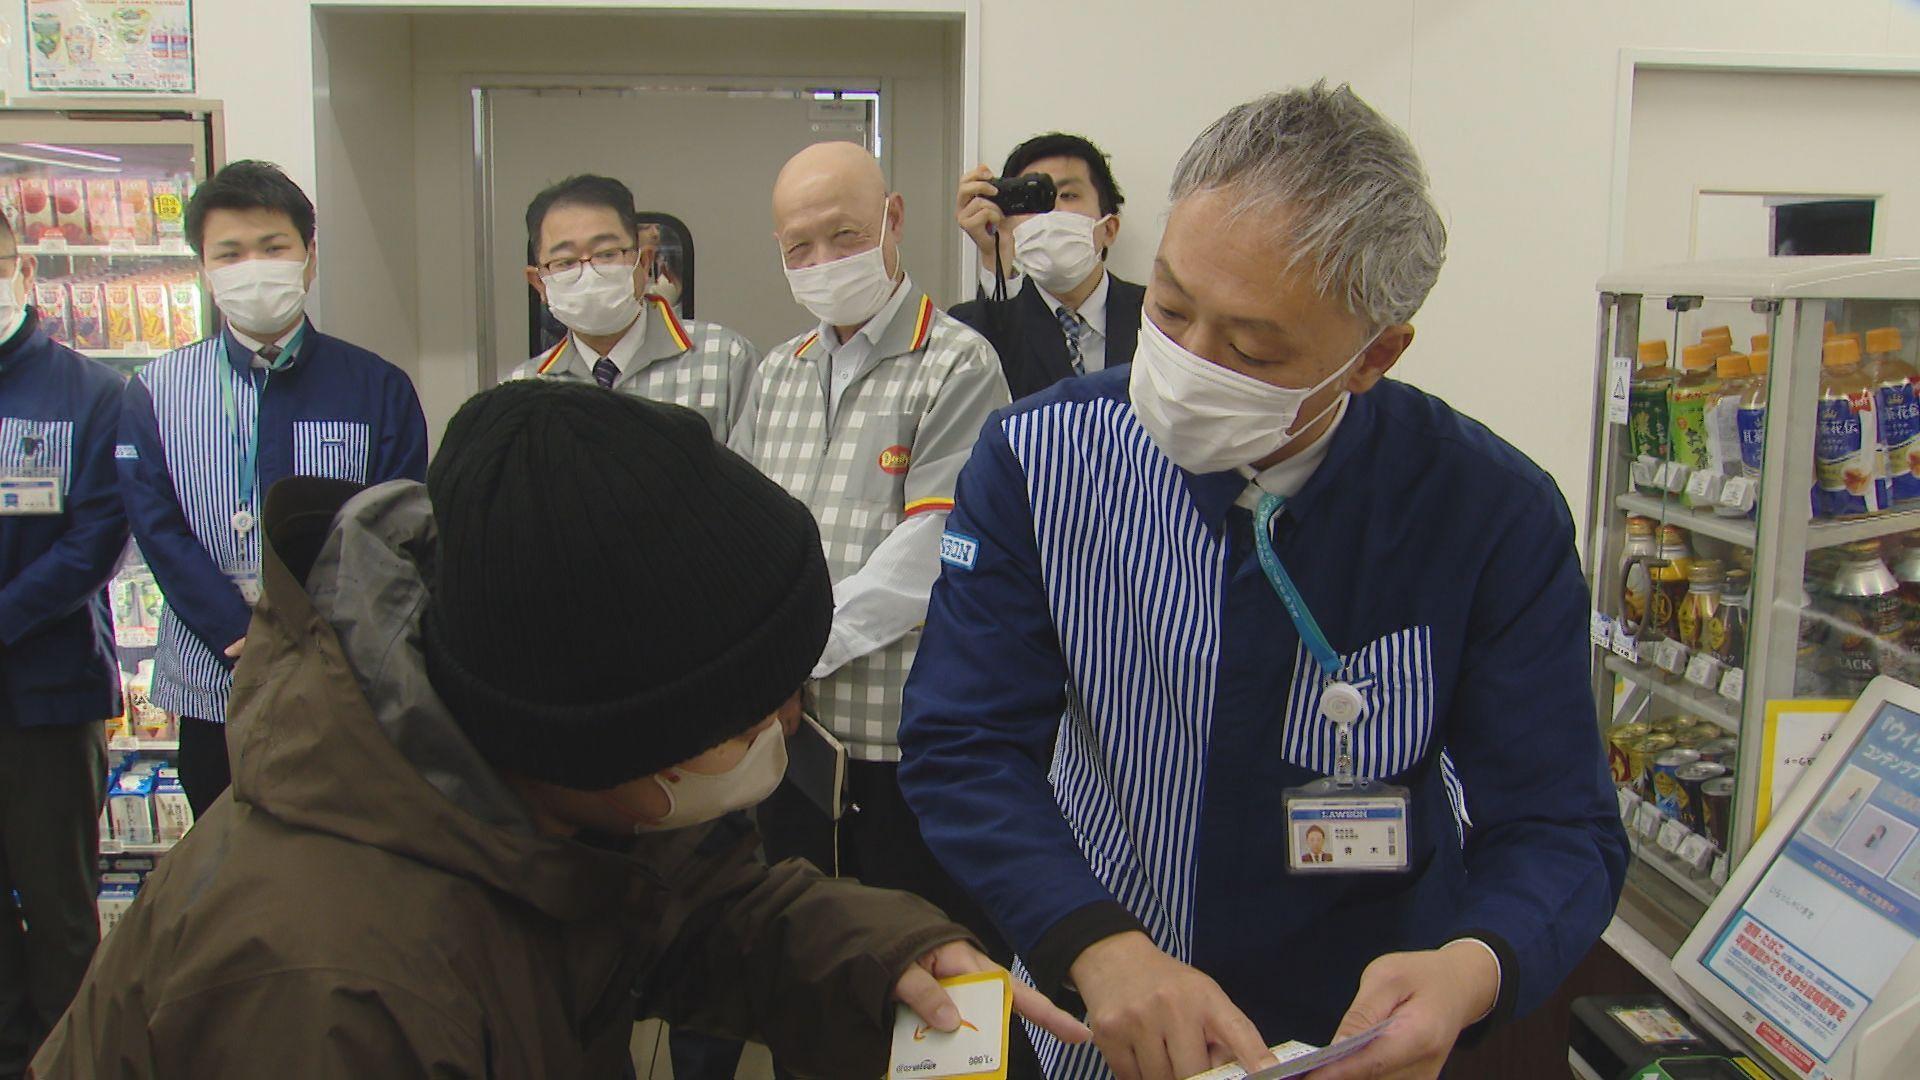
[950,134,1143,401]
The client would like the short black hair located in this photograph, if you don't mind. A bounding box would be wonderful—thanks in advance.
[526,175,641,265]
[185,160,316,257]
[1002,133,1125,217]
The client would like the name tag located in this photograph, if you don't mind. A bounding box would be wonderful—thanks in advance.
[1285,787,1410,874]
[0,470,62,514]
[888,971,1011,1080]
[225,565,263,607]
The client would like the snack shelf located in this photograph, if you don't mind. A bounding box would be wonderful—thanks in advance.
[108,737,178,753]
[24,242,190,258]
[80,348,166,361]
[1604,655,1740,732]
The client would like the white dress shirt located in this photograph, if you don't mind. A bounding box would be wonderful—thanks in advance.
[566,307,650,379]
[228,323,304,367]
[1037,273,1110,374]
[809,274,949,679]
[1234,394,1350,507]
[819,275,913,426]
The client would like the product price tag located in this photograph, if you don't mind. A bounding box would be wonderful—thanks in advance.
[1711,854,1730,887]
[1633,801,1663,839]
[1618,786,1642,822]
[1664,463,1692,495]
[1630,460,1657,490]
[1685,653,1722,689]
[37,235,67,253]
[1591,611,1613,649]
[1611,629,1641,664]
[1685,469,1724,505]
[1719,666,1745,702]
[1652,639,1690,675]
[159,238,189,256]
[1718,476,1756,513]
[1678,833,1716,871]
[108,236,137,253]
[1606,356,1633,426]
[1657,817,1691,854]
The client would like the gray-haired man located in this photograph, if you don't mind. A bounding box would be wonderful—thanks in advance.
[899,82,1628,1080]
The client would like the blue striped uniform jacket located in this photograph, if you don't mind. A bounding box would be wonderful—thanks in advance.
[899,368,1629,1077]
[116,321,427,721]
[0,310,129,727]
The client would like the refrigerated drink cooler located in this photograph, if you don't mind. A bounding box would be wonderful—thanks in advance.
[1586,257,1920,947]
[0,97,223,377]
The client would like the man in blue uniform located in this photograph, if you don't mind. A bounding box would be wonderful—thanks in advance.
[0,213,128,1079]
[117,160,428,815]
[899,83,1629,1080]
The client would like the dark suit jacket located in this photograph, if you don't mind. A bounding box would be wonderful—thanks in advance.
[949,272,1145,401]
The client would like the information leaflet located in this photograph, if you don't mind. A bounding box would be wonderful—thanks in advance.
[1704,703,1920,1077]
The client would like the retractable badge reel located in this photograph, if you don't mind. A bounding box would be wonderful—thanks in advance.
[1253,493,1410,876]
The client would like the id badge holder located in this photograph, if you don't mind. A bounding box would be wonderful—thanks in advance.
[0,467,64,515]
[1283,684,1411,875]
[224,561,263,607]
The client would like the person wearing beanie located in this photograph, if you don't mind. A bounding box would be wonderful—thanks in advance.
[34,382,1088,1078]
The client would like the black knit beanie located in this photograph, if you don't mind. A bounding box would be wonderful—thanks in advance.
[421,380,832,790]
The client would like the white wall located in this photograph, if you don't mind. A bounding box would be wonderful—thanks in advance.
[2,0,1918,523]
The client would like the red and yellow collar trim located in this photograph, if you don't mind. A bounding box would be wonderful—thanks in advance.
[650,294,693,352]
[793,295,935,360]
[907,294,935,351]
[536,295,691,374]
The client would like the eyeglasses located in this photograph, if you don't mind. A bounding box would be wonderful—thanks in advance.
[536,246,640,283]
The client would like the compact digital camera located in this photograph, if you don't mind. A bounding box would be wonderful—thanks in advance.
[988,172,1057,217]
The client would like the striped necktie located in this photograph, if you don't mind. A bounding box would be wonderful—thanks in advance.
[592,356,620,390]
[1056,306,1087,376]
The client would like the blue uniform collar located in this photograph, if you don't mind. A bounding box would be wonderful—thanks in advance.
[1178,387,1378,533]
[0,308,44,375]
[222,318,316,377]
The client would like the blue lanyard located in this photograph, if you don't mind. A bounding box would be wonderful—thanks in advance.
[1253,491,1343,679]
[217,327,303,515]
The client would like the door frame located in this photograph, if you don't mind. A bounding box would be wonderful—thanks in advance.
[471,75,888,377]
[1606,49,1920,269]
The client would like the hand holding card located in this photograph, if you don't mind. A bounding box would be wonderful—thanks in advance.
[1303,942,1499,1080]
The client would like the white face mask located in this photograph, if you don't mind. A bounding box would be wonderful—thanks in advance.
[632,722,788,833]
[209,256,310,337]
[782,201,897,327]
[1012,211,1109,295]
[1129,315,1374,474]
[545,261,645,338]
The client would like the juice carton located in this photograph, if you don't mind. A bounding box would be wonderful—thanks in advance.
[104,281,138,350]
[84,178,124,244]
[150,178,186,242]
[119,178,155,245]
[97,881,139,937]
[50,178,87,245]
[153,771,193,842]
[135,280,171,351]
[108,772,156,846]
[168,279,202,347]
[69,281,107,349]
[33,281,70,345]
[17,178,55,242]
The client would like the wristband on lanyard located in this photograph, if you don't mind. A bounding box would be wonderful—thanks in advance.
[217,325,305,535]
[1254,491,1367,786]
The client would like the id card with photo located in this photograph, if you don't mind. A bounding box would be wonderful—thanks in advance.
[0,469,63,515]
[1284,783,1410,874]
[224,565,263,607]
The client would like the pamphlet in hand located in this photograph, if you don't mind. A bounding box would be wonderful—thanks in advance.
[1183,1020,1394,1080]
